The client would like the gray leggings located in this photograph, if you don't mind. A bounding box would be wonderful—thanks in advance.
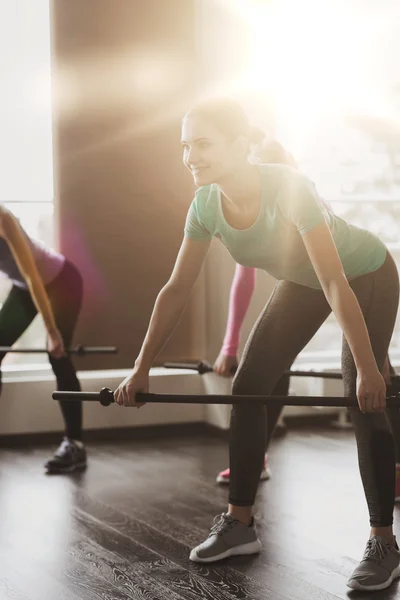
[264,358,400,464]
[229,251,399,527]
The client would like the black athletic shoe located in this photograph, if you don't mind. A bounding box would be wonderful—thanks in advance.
[45,437,87,473]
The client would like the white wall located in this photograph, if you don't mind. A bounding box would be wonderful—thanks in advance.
[0,368,205,435]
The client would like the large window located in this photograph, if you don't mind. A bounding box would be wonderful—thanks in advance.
[296,95,400,361]
[0,1,54,367]
[232,0,400,363]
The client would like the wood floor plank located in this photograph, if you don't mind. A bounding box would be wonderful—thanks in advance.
[73,491,290,600]
[79,435,400,599]
[73,485,343,600]
[0,551,80,600]
[1,532,136,600]
[0,578,31,600]
[82,444,353,598]
[1,427,400,599]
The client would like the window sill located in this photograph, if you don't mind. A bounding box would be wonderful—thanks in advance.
[1,363,195,383]
[3,349,400,382]
[295,349,400,372]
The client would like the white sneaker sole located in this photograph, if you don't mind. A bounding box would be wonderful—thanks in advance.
[347,563,400,591]
[216,468,271,485]
[189,539,262,563]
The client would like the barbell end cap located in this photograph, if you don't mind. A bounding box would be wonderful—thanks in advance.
[198,361,212,374]
[99,387,114,406]
[75,344,85,356]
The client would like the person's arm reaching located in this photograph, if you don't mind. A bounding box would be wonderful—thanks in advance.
[214,265,256,377]
[0,210,64,358]
[285,170,387,413]
[303,221,386,413]
[135,236,211,371]
[114,235,211,407]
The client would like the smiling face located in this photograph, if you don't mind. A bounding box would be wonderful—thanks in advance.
[181,114,247,187]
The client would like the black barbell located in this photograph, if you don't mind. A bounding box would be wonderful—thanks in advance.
[52,387,400,409]
[0,345,118,356]
[163,360,400,390]
[163,361,350,380]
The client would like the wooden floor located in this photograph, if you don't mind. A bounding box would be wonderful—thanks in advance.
[1,426,400,600]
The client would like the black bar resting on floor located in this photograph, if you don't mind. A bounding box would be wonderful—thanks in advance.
[52,387,400,408]
[0,345,118,356]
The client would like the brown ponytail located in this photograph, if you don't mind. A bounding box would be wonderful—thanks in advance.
[251,139,298,167]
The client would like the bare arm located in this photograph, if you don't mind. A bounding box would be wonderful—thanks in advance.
[0,211,58,334]
[114,235,211,407]
[135,236,211,371]
[302,221,386,411]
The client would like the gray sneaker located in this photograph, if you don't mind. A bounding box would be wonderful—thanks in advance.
[189,512,262,563]
[45,437,87,473]
[347,535,400,591]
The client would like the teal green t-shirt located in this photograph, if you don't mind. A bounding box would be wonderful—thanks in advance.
[184,164,387,290]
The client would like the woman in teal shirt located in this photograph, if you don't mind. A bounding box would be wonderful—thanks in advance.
[115,98,400,592]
